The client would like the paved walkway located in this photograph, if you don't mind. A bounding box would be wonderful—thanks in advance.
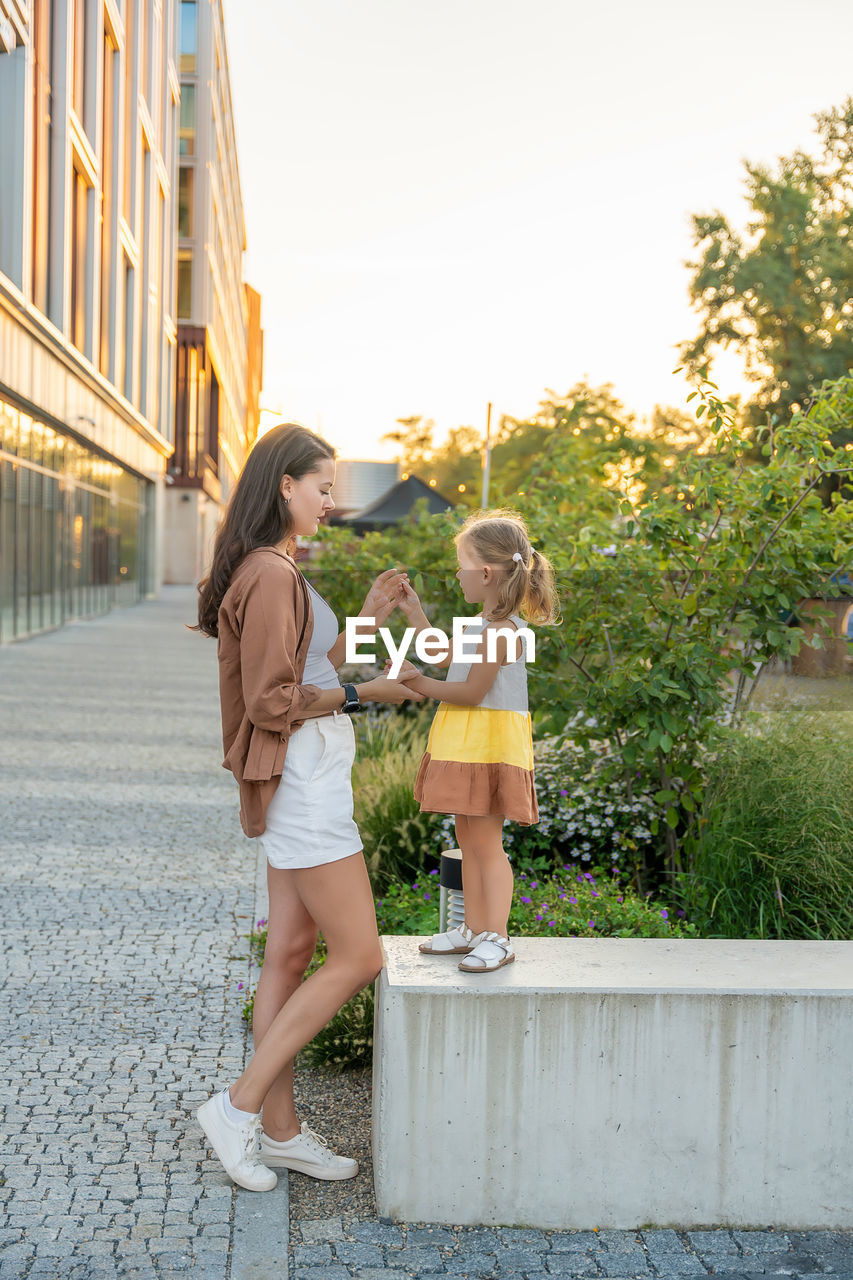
[1,593,852,1280]
[0,590,286,1278]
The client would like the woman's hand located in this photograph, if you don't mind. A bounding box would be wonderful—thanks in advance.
[359,675,425,704]
[359,569,410,628]
[384,657,421,683]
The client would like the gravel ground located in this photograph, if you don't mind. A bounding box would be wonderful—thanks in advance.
[290,1061,377,1222]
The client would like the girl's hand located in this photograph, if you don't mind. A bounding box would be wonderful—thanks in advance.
[359,569,410,627]
[396,578,428,625]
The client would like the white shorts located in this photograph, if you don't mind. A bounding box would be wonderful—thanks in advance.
[259,711,363,870]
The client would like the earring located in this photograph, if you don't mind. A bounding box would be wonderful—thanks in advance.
[283,497,290,506]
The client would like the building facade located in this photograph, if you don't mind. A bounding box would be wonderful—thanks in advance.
[0,0,180,642]
[163,0,261,585]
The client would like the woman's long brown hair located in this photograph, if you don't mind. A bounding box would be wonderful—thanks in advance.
[194,423,335,637]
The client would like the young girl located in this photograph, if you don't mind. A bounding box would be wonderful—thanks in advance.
[393,511,558,973]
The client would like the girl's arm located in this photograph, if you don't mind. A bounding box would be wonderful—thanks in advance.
[397,579,453,669]
[393,625,512,706]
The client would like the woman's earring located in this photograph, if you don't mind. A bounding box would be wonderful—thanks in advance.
[283,496,290,506]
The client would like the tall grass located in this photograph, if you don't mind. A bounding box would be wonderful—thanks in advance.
[679,711,853,939]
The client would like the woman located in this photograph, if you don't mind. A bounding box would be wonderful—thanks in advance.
[194,423,419,1191]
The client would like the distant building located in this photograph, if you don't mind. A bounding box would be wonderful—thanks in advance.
[163,0,262,584]
[337,473,454,532]
[0,0,179,642]
[329,460,400,522]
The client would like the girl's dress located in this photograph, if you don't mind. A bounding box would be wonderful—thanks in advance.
[414,614,538,825]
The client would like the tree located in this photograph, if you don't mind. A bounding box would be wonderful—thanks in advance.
[381,416,436,474]
[680,99,853,440]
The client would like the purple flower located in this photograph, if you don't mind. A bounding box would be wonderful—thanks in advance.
[558,893,567,901]
[536,914,543,921]
[520,896,532,905]
[568,896,577,904]
[677,909,685,918]
[531,881,539,889]
[661,909,669,920]
[589,919,596,929]
[424,893,431,901]
[237,983,244,990]
[591,890,599,899]
[429,869,439,876]
[560,789,568,797]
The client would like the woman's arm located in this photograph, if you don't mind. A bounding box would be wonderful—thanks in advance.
[299,675,425,717]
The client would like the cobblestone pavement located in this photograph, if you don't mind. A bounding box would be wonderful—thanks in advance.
[0,592,266,1279]
[291,1219,853,1280]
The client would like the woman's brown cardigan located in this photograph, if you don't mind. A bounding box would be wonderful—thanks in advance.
[217,547,323,837]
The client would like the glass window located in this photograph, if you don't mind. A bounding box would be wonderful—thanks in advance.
[178,165,193,238]
[180,1,197,73]
[70,166,90,352]
[177,250,192,318]
[179,83,195,155]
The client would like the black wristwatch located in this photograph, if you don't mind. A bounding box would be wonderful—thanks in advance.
[341,683,361,713]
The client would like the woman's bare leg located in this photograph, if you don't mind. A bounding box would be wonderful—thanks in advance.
[251,864,318,1140]
[229,852,383,1113]
[463,814,513,937]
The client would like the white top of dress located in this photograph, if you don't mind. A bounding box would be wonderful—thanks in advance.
[302,580,341,690]
[445,613,529,713]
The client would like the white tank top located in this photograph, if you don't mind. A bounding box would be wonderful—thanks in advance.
[302,580,341,690]
[445,613,530,713]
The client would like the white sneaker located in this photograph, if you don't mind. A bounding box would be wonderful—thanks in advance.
[196,1090,277,1192]
[259,1122,359,1180]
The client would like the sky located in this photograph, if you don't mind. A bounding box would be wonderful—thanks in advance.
[222,0,853,461]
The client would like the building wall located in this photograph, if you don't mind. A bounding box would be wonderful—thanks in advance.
[166,0,262,583]
[173,0,249,498]
[0,0,179,640]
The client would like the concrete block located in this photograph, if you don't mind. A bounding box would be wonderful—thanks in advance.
[373,937,853,1229]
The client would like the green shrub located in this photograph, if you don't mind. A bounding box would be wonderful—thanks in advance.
[239,867,693,1070]
[678,710,853,939]
[351,741,444,888]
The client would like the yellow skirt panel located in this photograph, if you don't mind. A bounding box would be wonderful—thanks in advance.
[426,704,534,771]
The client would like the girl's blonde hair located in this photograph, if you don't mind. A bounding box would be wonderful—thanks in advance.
[455,509,559,624]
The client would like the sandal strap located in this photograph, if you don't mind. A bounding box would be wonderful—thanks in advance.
[462,933,513,968]
[426,923,473,951]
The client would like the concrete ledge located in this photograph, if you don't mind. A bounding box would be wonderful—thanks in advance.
[372,937,853,1229]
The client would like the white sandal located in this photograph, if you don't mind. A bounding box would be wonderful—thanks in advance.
[458,932,515,972]
[418,923,482,955]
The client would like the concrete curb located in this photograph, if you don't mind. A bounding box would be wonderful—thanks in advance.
[229,838,290,1279]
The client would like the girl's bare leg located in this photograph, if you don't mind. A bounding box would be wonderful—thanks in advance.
[463,813,513,937]
[251,864,318,1140]
[229,852,383,1114]
[455,814,486,934]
